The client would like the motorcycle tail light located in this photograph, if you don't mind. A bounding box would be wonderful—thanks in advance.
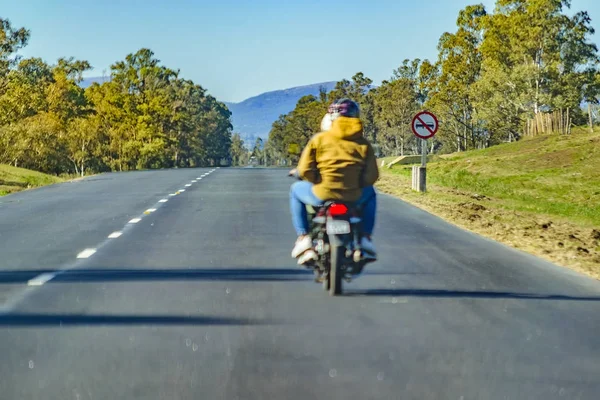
[328,203,349,216]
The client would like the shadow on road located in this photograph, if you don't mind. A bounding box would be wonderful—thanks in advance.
[348,288,600,301]
[0,268,313,284]
[0,313,264,327]
[3,269,596,302]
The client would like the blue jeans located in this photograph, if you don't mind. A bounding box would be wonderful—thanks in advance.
[290,181,377,236]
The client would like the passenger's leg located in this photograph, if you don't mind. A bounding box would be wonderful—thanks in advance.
[358,186,377,236]
[358,186,377,259]
[289,181,324,236]
[289,181,324,260]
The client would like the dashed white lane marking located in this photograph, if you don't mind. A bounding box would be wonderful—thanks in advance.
[185,184,192,187]
[144,208,157,214]
[192,180,197,183]
[27,273,56,287]
[1,171,224,309]
[77,248,97,259]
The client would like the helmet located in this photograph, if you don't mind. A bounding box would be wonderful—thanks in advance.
[320,113,334,131]
[320,98,360,131]
[329,98,360,118]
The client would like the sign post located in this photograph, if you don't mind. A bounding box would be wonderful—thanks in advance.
[411,111,439,192]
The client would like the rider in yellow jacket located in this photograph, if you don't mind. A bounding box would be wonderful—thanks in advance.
[290,98,379,264]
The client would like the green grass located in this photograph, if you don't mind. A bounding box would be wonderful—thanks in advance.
[385,128,600,227]
[0,164,63,196]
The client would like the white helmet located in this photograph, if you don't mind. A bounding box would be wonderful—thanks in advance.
[320,98,360,131]
[320,113,335,131]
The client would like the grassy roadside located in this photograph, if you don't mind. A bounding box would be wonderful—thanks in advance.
[0,164,64,196]
[377,128,600,279]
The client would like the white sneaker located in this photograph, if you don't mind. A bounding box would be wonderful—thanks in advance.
[361,237,377,260]
[291,236,313,258]
[297,250,318,265]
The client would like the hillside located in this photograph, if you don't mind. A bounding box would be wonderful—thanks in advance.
[225,81,337,146]
[378,129,600,278]
[80,76,110,88]
[0,164,63,196]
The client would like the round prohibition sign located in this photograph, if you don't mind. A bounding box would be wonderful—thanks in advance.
[411,111,439,139]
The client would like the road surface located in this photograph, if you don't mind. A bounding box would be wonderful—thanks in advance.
[0,168,599,400]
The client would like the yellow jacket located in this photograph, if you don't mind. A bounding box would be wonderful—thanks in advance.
[297,116,379,202]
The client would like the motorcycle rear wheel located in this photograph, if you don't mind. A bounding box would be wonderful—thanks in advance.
[329,244,344,296]
[322,272,330,291]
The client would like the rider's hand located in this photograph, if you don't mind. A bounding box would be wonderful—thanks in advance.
[288,168,297,177]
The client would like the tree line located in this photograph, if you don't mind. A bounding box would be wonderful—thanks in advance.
[267,0,600,163]
[0,18,233,176]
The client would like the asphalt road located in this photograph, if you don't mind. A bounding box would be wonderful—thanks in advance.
[0,168,599,400]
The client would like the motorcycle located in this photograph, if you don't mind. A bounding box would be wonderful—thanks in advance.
[290,170,374,296]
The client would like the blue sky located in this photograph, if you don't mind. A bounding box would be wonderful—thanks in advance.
[3,0,599,102]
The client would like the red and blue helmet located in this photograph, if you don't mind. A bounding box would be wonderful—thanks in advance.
[321,98,361,131]
[328,98,360,118]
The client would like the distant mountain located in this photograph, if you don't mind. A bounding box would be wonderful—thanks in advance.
[80,76,110,88]
[225,82,337,146]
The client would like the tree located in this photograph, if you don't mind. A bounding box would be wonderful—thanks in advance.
[48,58,92,125]
[327,73,378,143]
[0,58,54,125]
[373,60,428,156]
[266,95,326,165]
[65,116,105,176]
[583,71,600,131]
[474,0,598,140]
[426,5,487,152]
[0,17,234,176]
[85,49,233,171]
[0,18,30,74]
[230,133,247,166]
[374,77,419,156]
[252,137,264,164]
